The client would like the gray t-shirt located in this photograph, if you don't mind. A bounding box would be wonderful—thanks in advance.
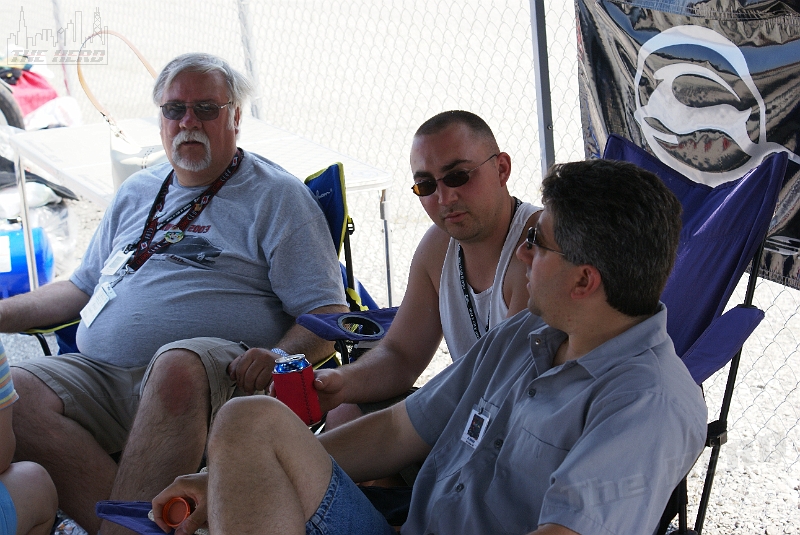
[70,150,346,367]
[404,305,707,535]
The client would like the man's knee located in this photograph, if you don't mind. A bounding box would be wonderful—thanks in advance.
[209,397,288,448]
[214,396,285,429]
[1,461,58,521]
[143,349,210,416]
[17,460,58,502]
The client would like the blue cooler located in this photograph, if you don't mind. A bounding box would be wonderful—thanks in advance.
[0,226,55,298]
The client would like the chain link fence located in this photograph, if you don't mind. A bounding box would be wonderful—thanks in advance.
[3,0,800,529]
[719,277,800,468]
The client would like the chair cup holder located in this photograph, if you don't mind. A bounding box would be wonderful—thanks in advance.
[337,314,385,340]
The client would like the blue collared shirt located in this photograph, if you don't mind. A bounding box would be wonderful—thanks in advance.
[404,304,707,535]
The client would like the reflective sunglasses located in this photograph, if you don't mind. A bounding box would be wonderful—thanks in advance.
[160,101,232,121]
[526,226,565,256]
[411,154,499,197]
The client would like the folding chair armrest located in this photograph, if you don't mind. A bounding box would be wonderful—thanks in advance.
[680,305,764,385]
[297,308,399,342]
[22,318,81,356]
[22,318,81,335]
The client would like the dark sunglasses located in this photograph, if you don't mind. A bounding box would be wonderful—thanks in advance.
[411,154,499,197]
[526,226,565,256]
[160,101,232,121]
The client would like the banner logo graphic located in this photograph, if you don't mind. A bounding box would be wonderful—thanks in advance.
[633,25,799,187]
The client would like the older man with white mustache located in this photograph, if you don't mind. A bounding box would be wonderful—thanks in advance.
[2,52,348,535]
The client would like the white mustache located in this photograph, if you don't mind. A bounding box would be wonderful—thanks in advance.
[172,130,211,153]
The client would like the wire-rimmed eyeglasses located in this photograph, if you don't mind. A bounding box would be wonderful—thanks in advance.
[411,154,499,197]
[160,101,232,121]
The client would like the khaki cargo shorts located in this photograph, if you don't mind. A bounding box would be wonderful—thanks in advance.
[12,337,245,454]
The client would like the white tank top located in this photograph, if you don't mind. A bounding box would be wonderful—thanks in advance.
[439,200,539,360]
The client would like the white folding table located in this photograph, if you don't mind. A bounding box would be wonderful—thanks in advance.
[8,117,395,304]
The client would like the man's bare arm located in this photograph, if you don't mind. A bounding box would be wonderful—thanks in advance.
[228,303,348,394]
[320,401,431,483]
[314,226,449,411]
[273,304,349,364]
[504,210,541,317]
[0,280,90,333]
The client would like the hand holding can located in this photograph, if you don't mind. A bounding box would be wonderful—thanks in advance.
[273,354,323,425]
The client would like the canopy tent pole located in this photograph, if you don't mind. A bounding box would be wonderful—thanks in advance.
[237,0,263,120]
[529,0,555,176]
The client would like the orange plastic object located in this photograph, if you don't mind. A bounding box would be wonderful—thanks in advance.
[163,496,192,528]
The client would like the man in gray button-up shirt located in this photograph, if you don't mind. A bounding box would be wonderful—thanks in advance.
[151,159,708,535]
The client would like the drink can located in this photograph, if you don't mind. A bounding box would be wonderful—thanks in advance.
[273,354,322,425]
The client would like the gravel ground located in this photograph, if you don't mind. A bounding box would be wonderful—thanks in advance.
[4,195,800,533]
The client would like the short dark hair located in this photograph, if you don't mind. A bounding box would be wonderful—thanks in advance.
[542,159,682,317]
[415,110,499,151]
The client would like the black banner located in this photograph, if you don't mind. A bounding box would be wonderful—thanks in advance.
[577,0,800,289]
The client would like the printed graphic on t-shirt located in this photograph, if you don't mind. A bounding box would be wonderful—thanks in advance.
[160,235,222,266]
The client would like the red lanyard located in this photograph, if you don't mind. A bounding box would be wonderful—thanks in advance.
[125,149,243,271]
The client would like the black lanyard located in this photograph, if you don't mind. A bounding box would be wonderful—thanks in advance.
[458,197,522,339]
[125,148,243,271]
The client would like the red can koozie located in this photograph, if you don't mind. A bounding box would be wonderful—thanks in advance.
[273,354,323,425]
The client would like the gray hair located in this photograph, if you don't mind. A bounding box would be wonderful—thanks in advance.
[153,53,253,125]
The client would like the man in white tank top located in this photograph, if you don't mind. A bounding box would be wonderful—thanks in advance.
[317,111,540,426]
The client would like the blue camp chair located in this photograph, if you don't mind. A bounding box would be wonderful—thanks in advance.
[603,134,786,535]
[299,163,395,364]
[304,162,378,312]
[24,162,378,358]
